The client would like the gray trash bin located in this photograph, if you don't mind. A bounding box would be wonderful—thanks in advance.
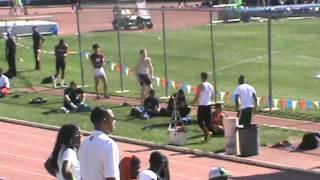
[237,124,259,157]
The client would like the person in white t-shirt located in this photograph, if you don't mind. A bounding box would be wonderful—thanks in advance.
[235,75,257,127]
[0,68,10,97]
[46,124,81,180]
[192,72,214,142]
[78,107,120,180]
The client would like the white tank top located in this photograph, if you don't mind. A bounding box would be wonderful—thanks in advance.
[199,82,213,106]
[137,58,149,75]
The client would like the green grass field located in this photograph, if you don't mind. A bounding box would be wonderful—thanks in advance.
[0,92,305,152]
[1,18,320,116]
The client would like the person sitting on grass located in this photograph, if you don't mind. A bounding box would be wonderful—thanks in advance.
[142,89,160,119]
[211,102,225,135]
[167,89,191,118]
[61,81,90,113]
[130,89,160,119]
[0,68,10,98]
[119,155,141,180]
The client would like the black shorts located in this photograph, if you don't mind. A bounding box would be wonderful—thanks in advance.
[56,58,66,70]
[138,74,151,86]
[197,105,212,129]
[239,107,253,127]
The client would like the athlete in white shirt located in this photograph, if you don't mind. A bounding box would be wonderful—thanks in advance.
[136,49,154,104]
[46,124,81,180]
[192,72,214,142]
[78,107,120,180]
[235,75,257,127]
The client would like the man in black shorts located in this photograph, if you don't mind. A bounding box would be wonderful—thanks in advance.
[52,39,68,88]
[32,26,45,70]
[5,32,16,78]
[192,72,214,142]
[136,49,154,104]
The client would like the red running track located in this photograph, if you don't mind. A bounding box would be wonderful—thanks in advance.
[0,121,319,180]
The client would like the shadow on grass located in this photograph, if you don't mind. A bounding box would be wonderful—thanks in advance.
[141,123,169,131]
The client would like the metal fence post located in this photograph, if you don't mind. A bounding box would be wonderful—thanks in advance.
[116,6,125,92]
[162,7,169,98]
[210,9,217,102]
[75,5,85,87]
[268,10,272,111]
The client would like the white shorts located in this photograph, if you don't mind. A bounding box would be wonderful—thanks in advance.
[94,67,106,78]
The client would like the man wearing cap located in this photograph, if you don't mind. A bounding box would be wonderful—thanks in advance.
[32,26,45,70]
[5,32,16,78]
[235,75,257,127]
[90,43,110,99]
[78,107,119,180]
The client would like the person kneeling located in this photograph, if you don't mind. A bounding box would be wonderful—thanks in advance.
[62,81,90,113]
[0,68,10,98]
[211,102,225,135]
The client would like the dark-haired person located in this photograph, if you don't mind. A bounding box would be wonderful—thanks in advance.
[235,75,257,127]
[52,39,69,88]
[32,26,45,70]
[137,151,164,180]
[63,81,90,113]
[90,43,110,99]
[5,32,17,78]
[78,107,119,180]
[192,72,214,143]
[119,155,141,180]
[46,124,81,180]
[159,154,170,180]
[136,49,154,104]
[167,89,191,118]
[0,68,10,98]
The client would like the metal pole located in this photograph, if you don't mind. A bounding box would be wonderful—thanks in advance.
[116,6,124,92]
[75,5,85,87]
[210,9,217,102]
[268,11,272,111]
[162,7,168,97]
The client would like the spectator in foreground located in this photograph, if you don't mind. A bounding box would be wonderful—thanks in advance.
[235,75,257,127]
[62,81,90,113]
[78,107,120,180]
[138,151,165,180]
[119,155,141,180]
[45,124,81,180]
[208,167,229,180]
[0,68,10,98]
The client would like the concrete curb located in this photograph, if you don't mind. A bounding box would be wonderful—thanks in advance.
[1,116,319,176]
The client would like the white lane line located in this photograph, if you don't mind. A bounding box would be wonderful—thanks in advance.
[0,164,52,178]
[0,151,45,163]
[0,139,51,152]
[0,129,55,141]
